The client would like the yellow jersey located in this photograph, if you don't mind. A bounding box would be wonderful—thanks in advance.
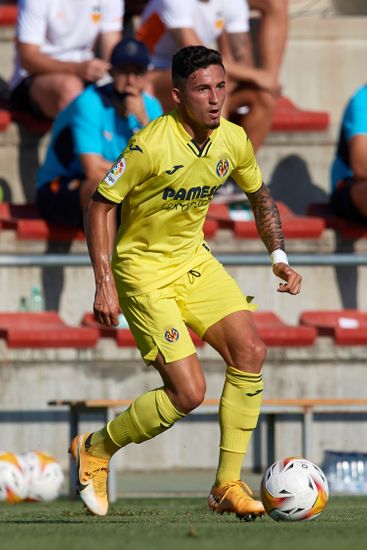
[97,110,262,296]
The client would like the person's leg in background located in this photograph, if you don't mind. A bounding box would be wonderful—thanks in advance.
[249,0,289,89]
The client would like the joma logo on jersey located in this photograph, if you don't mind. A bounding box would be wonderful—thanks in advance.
[162,185,219,201]
[105,157,126,186]
[164,328,180,343]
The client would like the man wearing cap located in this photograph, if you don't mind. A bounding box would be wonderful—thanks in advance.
[36,38,163,249]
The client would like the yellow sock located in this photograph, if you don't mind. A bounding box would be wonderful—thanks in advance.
[89,427,120,459]
[106,387,185,448]
[215,366,263,485]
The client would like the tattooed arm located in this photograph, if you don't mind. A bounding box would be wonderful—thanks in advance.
[246,183,284,254]
[247,183,302,294]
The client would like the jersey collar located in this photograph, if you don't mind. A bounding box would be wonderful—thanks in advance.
[170,109,219,157]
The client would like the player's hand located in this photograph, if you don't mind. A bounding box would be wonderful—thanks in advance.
[272,263,302,295]
[93,273,121,327]
[122,85,149,126]
[78,58,111,82]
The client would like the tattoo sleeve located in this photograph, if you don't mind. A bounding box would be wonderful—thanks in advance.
[247,184,285,253]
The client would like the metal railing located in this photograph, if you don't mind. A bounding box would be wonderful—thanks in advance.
[1,253,367,267]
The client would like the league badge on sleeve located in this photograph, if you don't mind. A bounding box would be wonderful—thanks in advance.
[105,157,126,187]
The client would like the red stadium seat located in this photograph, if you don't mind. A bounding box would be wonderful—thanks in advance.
[299,310,367,345]
[207,201,325,239]
[307,202,367,240]
[203,218,218,239]
[271,96,330,132]
[81,312,205,348]
[0,202,85,240]
[0,5,17,26]
[0,312,99,348]
[253,311,317,346]
[0,110,11,132]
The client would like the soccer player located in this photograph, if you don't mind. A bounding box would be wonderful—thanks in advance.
[70,45,302,519]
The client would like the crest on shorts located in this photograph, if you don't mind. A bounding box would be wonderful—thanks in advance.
[105,157,126,186]
[164,328,180,343]
[216,158,230,178]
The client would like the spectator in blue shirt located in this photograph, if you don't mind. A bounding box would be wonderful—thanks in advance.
[36,38,163,249]
[330,85,367,223]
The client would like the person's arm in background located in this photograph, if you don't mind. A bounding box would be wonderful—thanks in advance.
[99,0,124,60]
[218,0,285,96]
[18,43,111,82]
[347,89,367,180]
[248,0,288,85]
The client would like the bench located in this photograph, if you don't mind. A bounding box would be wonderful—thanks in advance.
[207,201,325,239]
[81,312,206,348]
[0,5,17,26]
[0,311,99,348]
[81,311,316,348]
[307,202,367,240]
[0,109,11,132]
[299,310,367,345]
[0,202,217,241]
[0,200,326,242]
[48,397,367,501]
[271,96,329,132]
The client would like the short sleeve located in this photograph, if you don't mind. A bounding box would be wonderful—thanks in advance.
[230,130,263,194]
[98,135,155,203]
[72,89,104,156]
[17,0,48,45]
[158,0,196,29]
[224,0,250,34]
[344,87,367,140]
[100,0,124,33]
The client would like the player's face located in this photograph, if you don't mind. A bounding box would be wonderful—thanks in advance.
[173,64,226,131]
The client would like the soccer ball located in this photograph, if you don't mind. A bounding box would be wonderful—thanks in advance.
[22,451,64,502]
[0,452,28,503]
[260,457,329,521]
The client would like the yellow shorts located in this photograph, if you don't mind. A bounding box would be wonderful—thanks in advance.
[119,255,257,364]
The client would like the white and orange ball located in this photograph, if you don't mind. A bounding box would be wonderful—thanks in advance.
[22,451,64,502]
[0,452,28,503]
[261,457,329,521]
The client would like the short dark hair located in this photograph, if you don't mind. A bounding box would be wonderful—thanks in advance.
[172,45,225,85]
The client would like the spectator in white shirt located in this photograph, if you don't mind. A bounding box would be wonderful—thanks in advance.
[9,0,124,119]
[137,0,288,152]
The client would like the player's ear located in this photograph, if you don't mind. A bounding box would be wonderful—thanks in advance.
[171,87,182,105]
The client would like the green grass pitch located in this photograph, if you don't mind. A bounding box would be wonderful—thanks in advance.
[1,497,367,550]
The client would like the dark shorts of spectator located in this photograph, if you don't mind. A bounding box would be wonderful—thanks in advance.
[36,176,121,228]
[10,77,51,120]
[36,176,86,228]
[330,178,367,224]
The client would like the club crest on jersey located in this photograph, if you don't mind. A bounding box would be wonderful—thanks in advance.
[216,158,230,178]
[105,157,126,186]
[164,328,180,343]
[91,6,101,23]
